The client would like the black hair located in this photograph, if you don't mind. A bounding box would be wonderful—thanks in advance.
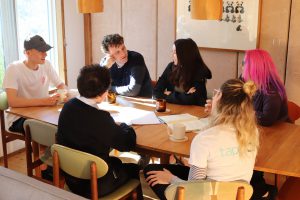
[169,38,211,91]
[77,64,111,98]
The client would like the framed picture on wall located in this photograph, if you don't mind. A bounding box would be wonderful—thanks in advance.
[176,0,261,51]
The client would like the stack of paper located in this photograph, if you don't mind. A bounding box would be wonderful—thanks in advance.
[98,103,160,125]
[159,114,210,132]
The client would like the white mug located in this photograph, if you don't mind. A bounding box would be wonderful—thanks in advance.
[168,123,186,140]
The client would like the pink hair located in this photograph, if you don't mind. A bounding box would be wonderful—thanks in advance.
[242,49,286,100]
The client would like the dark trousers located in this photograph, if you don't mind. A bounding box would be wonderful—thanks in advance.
[9,117,26,134]
[250,171,268,199]
[143,164,190,200]
[66,157,143,199]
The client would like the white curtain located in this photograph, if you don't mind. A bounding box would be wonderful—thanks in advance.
[0,0,19,67]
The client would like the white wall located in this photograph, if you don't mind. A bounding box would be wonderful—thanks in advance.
[64,0,85,89]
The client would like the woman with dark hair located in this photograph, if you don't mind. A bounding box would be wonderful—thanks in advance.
[153,38,212,106]
[57,64,142,199]
[145,79,259,200]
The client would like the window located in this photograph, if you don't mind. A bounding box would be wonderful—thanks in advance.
[0,0,65,88]
[0,19,4,88]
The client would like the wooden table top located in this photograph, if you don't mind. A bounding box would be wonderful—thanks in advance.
[6,96,300,178]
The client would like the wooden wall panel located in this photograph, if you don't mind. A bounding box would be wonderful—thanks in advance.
[285,0,300,106]
[92,0,122,63]
[122,0,157,80]
[156,0,176,80]
[259,0,291,81]
[201,49,238,97]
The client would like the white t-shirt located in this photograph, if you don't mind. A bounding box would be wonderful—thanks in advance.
[3,60,63,127]
[189,124,257,183]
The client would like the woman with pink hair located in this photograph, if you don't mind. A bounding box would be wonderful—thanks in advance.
[241,49,289,126]
[242,49,290,200]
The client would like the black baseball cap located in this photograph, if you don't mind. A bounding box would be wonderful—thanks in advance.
[24,35,52,52]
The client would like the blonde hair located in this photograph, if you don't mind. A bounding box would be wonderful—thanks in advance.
[211,79,259,156]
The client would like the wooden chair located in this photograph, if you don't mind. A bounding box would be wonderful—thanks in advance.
[51,144,141,200]
[165,180,253,200]
[24,119,57,180]
[0,91,25,168]
[287,101,300,123]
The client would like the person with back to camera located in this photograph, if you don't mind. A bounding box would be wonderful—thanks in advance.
[153,38,212,106]
[100,33,152,98]
[205,49,288,200]
[56,65,142,199]
[144,79,259,200]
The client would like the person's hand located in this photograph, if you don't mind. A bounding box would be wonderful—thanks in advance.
[164,90,172,96]
[42,94,59,106]
[101,54,115,68]
[211,90,222,112]
[146,168,174,186]
[204,99,212,114]
[187,87,196,94]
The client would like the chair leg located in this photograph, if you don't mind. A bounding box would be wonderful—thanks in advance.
[53,151,60,187]
[2,138,8,168]
[32,142,41,177]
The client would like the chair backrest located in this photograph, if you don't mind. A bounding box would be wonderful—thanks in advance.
[287,101,300,123]
[0,91,9,133]
[24,119,57,147]
[51,144,108,179]
[0,91,8,111]
[165,180,253,200]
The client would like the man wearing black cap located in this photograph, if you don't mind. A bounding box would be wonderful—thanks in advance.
[3,35,66,134]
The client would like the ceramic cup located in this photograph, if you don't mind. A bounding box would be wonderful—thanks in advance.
[156,99,166,112]
[168,123,186,140]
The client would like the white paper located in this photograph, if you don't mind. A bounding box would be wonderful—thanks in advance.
[102,105,161,125]
[159,113,198,124]
[179,118,210,132]
[159,113,210,132]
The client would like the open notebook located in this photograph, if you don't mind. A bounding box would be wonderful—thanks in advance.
[159,113,210,132]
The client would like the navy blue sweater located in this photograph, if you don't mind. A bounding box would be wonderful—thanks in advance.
[109,51,152,97]
[253,90,289,126]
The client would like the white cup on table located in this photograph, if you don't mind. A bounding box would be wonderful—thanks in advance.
[168,123,186,140]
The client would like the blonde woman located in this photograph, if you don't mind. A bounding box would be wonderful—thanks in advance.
[144,79,259,200]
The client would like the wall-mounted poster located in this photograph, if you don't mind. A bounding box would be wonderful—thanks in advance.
[176,0,261,50]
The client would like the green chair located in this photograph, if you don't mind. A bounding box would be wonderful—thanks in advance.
[165,180,253,200]
[51,144,141,200]
[24,119,57,179]
[0,91,25,168]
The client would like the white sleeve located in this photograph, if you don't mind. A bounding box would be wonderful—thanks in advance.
[46,61,63,87]
[2,64,18,90]
[189,134,210,168]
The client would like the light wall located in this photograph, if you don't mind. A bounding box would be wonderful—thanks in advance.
[64,0,85,89]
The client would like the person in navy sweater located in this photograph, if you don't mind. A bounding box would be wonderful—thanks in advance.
[100,34,152,97]
[57,65,142,199]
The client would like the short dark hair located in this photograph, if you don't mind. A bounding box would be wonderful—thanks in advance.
[101,34,124,53]
[77,64,111,98]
